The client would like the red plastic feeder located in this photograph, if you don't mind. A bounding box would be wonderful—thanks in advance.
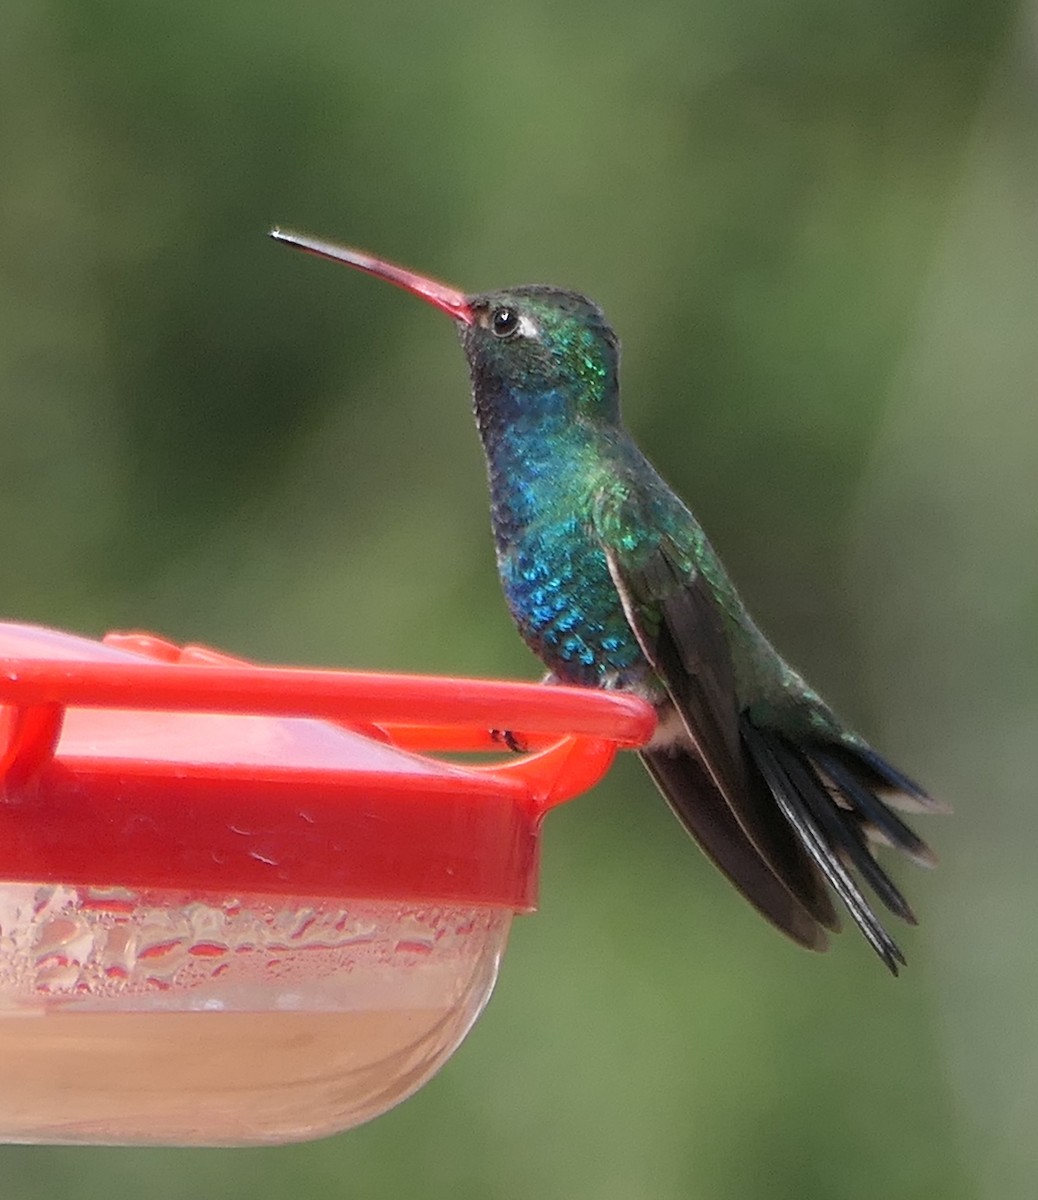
[0,622,654,1145]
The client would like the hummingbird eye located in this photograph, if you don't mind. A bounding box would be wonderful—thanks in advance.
[490,306,520,338]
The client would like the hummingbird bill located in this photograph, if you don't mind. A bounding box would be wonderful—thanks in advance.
[271,226,942,974]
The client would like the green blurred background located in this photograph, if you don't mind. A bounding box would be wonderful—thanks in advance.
[1,1,1036,1197]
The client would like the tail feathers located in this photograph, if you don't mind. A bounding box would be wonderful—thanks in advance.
[849,745,948,814]
[810,747,937,868]
[741,724,906,973]
[644,717,936,975]
[742,719,938,974]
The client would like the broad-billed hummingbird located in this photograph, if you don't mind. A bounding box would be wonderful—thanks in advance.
[271,227,940,973]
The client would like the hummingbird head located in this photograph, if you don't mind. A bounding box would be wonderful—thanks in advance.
[270,229,621,431]
[459,287,620,429]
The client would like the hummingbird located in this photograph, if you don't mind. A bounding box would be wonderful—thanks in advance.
[271,227,941,973]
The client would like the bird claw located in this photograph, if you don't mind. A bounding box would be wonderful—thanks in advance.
[491,728,529,754]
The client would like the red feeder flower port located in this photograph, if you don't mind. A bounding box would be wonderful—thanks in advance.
[0,622,654,1146]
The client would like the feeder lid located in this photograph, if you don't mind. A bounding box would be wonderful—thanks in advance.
[0,623,654,911]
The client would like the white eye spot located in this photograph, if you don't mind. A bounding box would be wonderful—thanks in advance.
[517,314,539,339]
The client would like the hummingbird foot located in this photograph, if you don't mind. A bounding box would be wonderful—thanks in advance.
[490,728,530,754]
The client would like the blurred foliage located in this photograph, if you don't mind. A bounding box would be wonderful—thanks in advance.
[0,1,1035,1197]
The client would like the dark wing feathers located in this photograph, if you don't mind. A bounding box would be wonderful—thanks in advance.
[604,540,841,929]
[599,517,932,973]
[640,744,828,950]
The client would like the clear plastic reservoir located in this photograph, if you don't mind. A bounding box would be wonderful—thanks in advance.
[0,883,510,1145]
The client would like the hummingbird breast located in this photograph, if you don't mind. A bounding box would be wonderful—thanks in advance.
[483,429,656,693]
[498,516,650,690]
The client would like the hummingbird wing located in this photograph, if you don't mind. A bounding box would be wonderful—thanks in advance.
[595,513,840,950]
[597,496,921,972]
[637,733,830,951]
